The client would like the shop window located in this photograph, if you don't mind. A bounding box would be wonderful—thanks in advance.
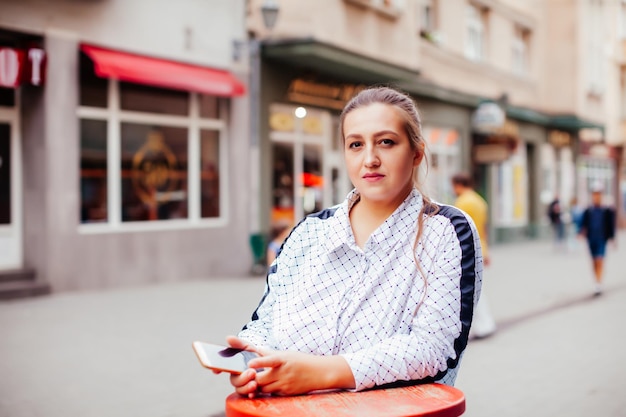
[269,104,338,226]
[200,129,221,218]
[199,95,221,119]
[303,144,323,215]
[0,124,11,224]
[80,119,108,223]
[422,127,461,205]
[78,57,228,230]
[0,87,15,107]
[272,142,295,225]
[120,82,188,116]
[79,53,107,108]
[120,124,188,222]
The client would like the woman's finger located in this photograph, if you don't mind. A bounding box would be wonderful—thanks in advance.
[225,335,255,351]
[248,354,283,369]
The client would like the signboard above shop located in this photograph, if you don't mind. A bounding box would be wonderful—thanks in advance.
[0,47,47,88]
[471,100,505,134]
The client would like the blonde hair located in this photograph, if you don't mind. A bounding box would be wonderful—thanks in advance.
[340,86,439,315]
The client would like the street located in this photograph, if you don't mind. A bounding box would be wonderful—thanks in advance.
[1,232,625,417]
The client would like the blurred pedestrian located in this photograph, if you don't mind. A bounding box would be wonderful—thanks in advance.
[568,196,584,251]
[220,86,483,396]
[451,172,496,339]
[547,196,565,251]
[579,185,616,296]
[266,222,291,267]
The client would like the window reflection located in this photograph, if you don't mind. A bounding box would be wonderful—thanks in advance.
[200,130,220,218]
[272,143,295,225]
[0,124,11,224]
[120,124,188,221]
[79,53,107,108]
[80,119,108,223]
[302,144,323,216]
[120,82,188,115]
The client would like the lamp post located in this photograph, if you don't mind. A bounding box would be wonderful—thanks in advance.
[248,0,279,275]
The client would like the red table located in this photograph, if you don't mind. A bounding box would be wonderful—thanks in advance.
[225,383,465,417]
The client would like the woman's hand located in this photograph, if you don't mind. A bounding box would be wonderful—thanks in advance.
[249,350,355,396]
[224,335,262,398]
[224,335,355,396]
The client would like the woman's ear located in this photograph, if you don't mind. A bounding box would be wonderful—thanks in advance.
[413,143,425,166]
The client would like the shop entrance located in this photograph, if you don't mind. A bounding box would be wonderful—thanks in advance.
[0,108,22,269]
[269,104,349,227]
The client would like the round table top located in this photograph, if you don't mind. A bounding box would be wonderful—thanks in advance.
[225,383,465,417]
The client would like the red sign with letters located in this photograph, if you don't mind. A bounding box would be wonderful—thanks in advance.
[0,47,47,88]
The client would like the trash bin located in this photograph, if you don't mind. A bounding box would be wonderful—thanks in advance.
[249,233,267,275]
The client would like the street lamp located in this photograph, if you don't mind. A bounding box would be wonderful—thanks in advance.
[261,0,280,32]
[248,0,280,274]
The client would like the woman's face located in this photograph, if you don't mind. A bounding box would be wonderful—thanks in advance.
[343,103,421,207]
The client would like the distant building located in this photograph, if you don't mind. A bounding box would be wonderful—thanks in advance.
[2,0,625,296]
[246,0,624,243]
[0,0,251,295]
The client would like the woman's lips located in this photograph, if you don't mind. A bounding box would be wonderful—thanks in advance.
[363,173,384,181]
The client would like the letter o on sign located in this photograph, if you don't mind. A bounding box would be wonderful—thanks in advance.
[0,48,24,88]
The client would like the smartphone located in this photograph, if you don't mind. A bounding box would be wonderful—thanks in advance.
[192,341,259,375]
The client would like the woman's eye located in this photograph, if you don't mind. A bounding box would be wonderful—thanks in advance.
[348,141,362,149]
[380,139,395,146]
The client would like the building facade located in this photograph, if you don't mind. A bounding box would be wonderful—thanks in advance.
[247,0,624,244]
[0,0,252,293]
[2,0,625,295]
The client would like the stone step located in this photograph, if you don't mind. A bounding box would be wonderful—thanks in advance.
[0,280,51,300]
[0,269,50,300]
[0,268,36,283]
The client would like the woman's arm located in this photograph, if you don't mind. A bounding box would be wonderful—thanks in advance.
[341,210,481,390]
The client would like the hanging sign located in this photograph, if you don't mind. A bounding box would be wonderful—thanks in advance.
[0,47,47,88]
[471,100,505,134]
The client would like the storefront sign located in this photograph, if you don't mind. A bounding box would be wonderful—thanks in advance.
[579,128,603,142]
[0,47,47,88]
[473,143,510,164]
[471,101,505,134]
[286,79,366,110]
[548,130,571,147]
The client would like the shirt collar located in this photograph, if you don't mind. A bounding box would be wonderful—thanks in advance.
[321,188,425,253]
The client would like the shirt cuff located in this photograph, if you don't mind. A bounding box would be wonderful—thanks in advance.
[339,352,372,392]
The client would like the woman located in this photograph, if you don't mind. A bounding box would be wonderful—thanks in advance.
[226,86,483,396]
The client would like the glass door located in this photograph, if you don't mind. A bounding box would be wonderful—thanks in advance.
[269,104,333,227]
[0,117,22,269]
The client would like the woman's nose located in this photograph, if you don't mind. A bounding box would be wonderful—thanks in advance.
[364,146,380,167]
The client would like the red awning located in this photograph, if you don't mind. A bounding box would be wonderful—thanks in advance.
[81,44,245,97]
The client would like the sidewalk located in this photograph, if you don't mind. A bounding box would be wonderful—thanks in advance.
[1,232,625,417]
[456,231,626,417]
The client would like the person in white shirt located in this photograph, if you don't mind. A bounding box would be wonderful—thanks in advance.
[224,86,483,396]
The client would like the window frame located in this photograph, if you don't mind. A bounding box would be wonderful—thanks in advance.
[78,78,230,234]
[465,3,487,62]
[512,25,530,76]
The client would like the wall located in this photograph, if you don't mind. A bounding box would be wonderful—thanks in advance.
[3,1,253,291]
[0,0,244,69]
[247,0,420,72]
